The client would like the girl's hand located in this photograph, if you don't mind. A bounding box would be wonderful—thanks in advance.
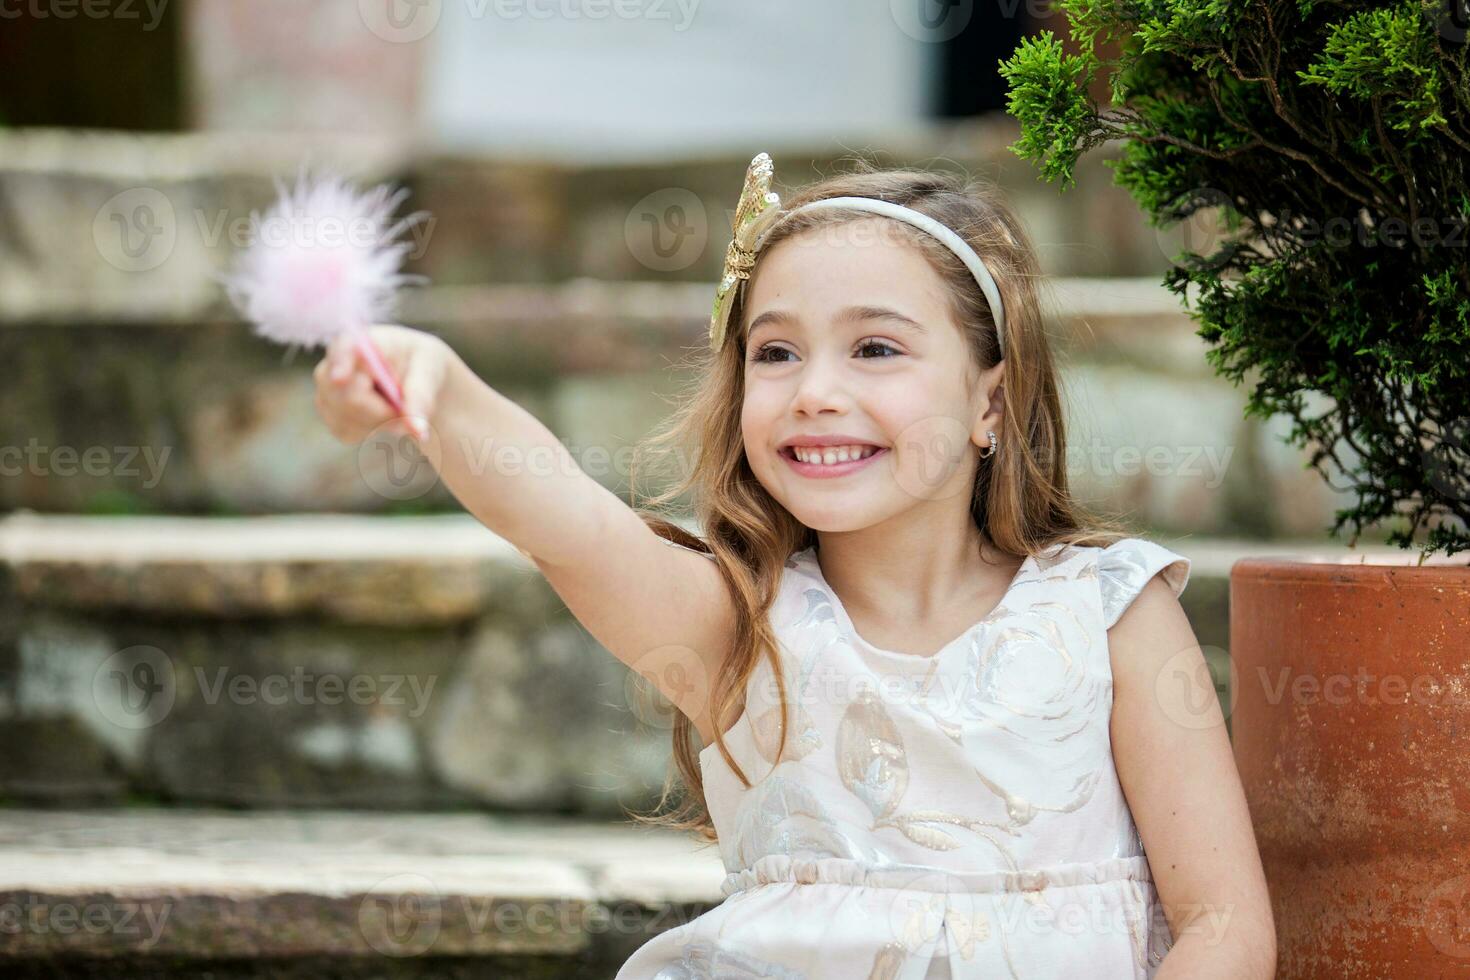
[312,324,453,444]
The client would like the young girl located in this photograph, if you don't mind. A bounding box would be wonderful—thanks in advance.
[313,153,1275,979]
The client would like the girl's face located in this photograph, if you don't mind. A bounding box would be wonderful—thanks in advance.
[739,219,1006,533]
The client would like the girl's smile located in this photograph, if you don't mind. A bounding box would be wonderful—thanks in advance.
[780,444,890,478]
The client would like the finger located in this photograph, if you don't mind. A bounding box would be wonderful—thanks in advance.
[347,372,396,427]
[327,335,358,384]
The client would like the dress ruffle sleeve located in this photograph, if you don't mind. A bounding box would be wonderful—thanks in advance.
[1097,538,1192,630]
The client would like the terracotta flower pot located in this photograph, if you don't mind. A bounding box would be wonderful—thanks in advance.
[1229,554,1470,979]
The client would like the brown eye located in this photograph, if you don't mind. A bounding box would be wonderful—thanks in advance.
[857,339,900,358]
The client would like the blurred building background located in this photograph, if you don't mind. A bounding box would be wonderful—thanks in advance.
[1,0,1039,149]
[0,1,1384,976]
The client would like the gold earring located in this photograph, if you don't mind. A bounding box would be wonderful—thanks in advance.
[979,430,998,459]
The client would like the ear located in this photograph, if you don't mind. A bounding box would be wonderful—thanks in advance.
[969,359,1006,450]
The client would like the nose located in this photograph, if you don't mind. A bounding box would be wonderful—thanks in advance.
[789,350,852,417]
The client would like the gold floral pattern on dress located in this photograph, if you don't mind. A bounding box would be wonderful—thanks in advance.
[749,701,821,765]
[837,685,1020,869]
[865,943,907,980]
[919,558,1113,830]
[836,684,907,819]
[729,774,866,871]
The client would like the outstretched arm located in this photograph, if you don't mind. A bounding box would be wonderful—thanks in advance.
[315,325,737,742]
[1109,577,1277,979]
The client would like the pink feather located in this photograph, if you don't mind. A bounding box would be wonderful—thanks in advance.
[217,163,432,430]
[220,164,430,347]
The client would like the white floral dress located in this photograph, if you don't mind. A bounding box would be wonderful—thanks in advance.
[616,537,1191,980]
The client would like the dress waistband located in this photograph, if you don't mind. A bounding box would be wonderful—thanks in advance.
[721,854,1156,898]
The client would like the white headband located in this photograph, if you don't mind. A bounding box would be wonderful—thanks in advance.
[708,152,1008,360]
[763,197,1007,359]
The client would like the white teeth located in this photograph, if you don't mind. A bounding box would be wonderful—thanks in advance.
[791,445,878,465]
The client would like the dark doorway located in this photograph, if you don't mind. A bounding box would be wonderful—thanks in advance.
[0,3,185,129]
[933,0,1052,116]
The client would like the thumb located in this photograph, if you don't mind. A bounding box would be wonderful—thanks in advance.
[398,349,439,442]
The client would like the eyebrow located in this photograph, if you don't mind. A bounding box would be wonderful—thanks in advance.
[746,305,926,340]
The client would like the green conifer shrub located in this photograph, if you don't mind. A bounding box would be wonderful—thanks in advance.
[1001,0,1470,555]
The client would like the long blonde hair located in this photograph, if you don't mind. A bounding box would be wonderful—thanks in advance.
[625,156,1133,842]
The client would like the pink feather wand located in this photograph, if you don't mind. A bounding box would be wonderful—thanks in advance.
[218,164,432,436]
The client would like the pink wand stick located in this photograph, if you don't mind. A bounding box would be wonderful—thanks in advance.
[352,330,409,419]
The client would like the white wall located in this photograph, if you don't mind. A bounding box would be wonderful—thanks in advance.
[421,0,934,161]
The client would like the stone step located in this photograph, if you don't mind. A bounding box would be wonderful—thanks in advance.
[1,275,1209,374]
[0,512,542,626]
[0,512,1430,810]
[0,511,691,811]
[0,807,722,977]
[0,273,1357,540]
[0,121,1182,327]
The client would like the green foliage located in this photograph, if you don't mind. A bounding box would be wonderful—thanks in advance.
[1001,0,1470,556]
[1004,33,1099,185]
[1298,5,1449,131]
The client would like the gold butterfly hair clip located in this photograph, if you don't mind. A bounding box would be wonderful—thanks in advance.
[707,152,1008,359]
[709,152,784,352]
